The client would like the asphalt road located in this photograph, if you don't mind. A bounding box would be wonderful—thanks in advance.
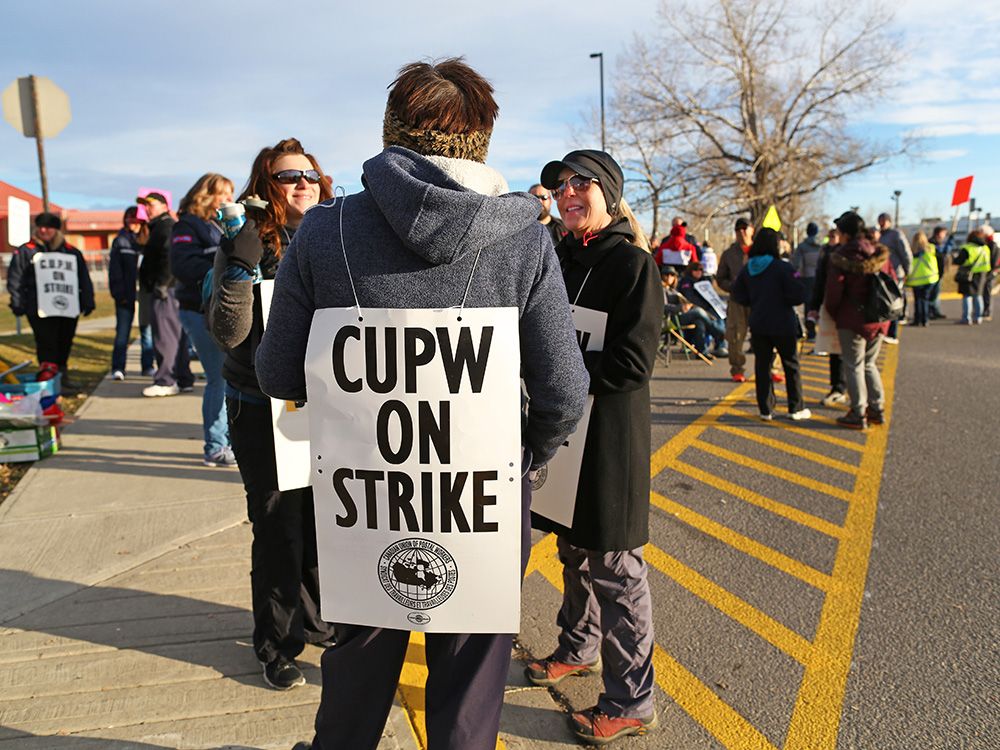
[513,297,998,750]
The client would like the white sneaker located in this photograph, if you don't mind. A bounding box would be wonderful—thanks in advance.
[759,412,773,421]
[882,336,899,344]
[143,383,180,397]
[821,390,848,407]
[789,409,812,421]
[112,370,125,381]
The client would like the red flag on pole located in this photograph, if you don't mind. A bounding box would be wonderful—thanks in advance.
[951,176,974,206]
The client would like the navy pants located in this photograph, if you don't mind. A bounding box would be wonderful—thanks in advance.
[310,472,532,750]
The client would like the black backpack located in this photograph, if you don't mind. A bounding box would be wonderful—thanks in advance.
[863,269,904,323]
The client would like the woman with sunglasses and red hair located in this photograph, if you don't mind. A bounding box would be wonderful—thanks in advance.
[208,138,335,691]
[527,150,662,745]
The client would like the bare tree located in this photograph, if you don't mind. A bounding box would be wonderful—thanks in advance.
[608,0,911,239]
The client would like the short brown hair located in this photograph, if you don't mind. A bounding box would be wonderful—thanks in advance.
[387,57,498,134]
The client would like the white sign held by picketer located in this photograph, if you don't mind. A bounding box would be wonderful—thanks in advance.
[813,305,841,356]
[33,252,79,318]
[529,305,606,528]
[304,306,522,633]
[694,279,727,320]
[260,280,312,491]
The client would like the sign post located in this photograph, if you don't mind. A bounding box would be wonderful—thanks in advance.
[2,75,72,211]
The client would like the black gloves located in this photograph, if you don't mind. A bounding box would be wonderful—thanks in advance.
[223,218,264,274]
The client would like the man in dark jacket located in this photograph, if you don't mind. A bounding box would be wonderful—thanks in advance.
[528,184,566,247]
[7,212,95,385]
[877,213,912,343]
[825,212,893,430]
[791,222,823,339]
[929,225,952,319]
[258,59,587,750]
[716,217,754,380]
[108,206,150,379]
[136,192,192,396]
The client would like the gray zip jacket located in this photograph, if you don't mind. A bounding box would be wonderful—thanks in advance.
[791,235,823,278]
[255,146,588,468]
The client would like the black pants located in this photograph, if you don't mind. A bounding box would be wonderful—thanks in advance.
[311,472,533,750]
[829,353,845,393]
[751,333,803,414]
[983,272,995,317]
[27,314,78,371]
[226,394,334,664]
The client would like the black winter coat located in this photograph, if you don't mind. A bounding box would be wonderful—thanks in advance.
[730,258,806,338]
[138,213,176,297]
[532,218,662,551]
[7,233,95,317]
[108,229,140,306]
[170,213,223,311]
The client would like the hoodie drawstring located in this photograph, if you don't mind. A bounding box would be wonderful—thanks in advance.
[582,230,597,247]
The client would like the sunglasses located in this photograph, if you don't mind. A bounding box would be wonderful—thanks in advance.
[551,175,598,200]
[532,192,551,201]
[273,169,322,185]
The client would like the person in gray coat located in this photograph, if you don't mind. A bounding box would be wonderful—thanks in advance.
[877,213,912,342]
[791,221,823,340]
[256,58,588,750]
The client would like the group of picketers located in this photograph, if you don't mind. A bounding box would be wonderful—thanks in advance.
[5,54,997,750]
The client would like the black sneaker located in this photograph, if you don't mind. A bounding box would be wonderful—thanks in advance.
[263,656,306,690]
[836,411,867,431]
[866,407,884,425]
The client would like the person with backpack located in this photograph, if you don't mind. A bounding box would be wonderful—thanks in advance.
[824,212,896,430]
[952,228,991,325]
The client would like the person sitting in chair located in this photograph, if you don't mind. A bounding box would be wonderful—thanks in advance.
[662,267,727,357]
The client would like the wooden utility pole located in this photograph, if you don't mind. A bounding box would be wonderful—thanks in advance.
[28,75,50,212]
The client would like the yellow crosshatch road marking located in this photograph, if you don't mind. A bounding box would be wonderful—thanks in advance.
[711,424,860,475]
[521,346,899,750]
[722,407,866,454]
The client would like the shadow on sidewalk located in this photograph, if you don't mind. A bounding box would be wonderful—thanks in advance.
[40,444,242,483]
[0,568,316,691]
[0,729,257,749]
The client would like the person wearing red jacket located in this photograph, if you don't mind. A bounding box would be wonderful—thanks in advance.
[824,212,894,430]
[654,219,698,269]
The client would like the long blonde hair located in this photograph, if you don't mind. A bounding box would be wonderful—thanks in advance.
[617,199,650,253]
[911,230,932,255]
[178,173,234,221]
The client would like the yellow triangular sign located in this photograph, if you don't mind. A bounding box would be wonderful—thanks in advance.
[762,205,781,231]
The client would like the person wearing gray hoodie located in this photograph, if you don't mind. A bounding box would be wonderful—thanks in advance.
[257,59,588,750]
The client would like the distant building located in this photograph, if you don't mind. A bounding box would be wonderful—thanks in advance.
[1,180,122,254]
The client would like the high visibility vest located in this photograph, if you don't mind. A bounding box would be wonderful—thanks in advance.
[961,243,991,274]
[905,251,939,287]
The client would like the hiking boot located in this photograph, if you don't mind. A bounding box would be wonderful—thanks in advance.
[143,383,180,398]
[837,411,867,430]
[262,656,306,690]
[789,408,812,421]
[866,407,885,425]
[204,446,238,468]
[821,390,848,407]
[525,655,600,686]
[570,707,657,745]
[731,373,747,383]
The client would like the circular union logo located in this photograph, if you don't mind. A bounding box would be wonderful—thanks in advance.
[531,464,548,491]
[53,295,69,311]
[379,539,458,610]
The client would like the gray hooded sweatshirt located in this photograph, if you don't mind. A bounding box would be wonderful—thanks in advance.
[255,146,588,469]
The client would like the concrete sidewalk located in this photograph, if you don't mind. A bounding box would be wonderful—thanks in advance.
[0,346,415,749]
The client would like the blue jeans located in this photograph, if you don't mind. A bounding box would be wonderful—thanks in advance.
[961,295,982,323]
[927,279,943,316]
[679,307,726,352]
[179,308,228,456]
[112,303,156,373]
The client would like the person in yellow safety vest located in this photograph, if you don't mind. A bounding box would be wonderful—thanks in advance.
[952,228,991,324]
[905,231,940,327]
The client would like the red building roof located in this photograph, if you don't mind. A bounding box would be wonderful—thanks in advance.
[0,180,64,218]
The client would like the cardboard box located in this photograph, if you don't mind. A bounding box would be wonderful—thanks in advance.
[0,424,60,463]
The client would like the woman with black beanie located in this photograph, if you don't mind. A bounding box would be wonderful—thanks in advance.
[730,227,809,420]
[527,149,662,745]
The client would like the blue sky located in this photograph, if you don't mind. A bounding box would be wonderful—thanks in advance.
[2,0,997,229]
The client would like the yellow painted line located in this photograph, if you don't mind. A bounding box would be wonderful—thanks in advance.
[524,530,563,590]
[397,631,507,749]
[653,644,779,750]
[783,344,899,750]
[692,440,854,502]
[800,373,831,385]
[671,459,845,539]
[722,407,866,454]
[711,424,859,475]
[644,544,813,664]
[651,491,832,591]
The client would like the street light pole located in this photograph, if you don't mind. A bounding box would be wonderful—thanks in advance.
[892,189,901,227]
[590,52,605,151]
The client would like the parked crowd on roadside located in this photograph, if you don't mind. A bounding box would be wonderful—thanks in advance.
[5,55,999,750]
